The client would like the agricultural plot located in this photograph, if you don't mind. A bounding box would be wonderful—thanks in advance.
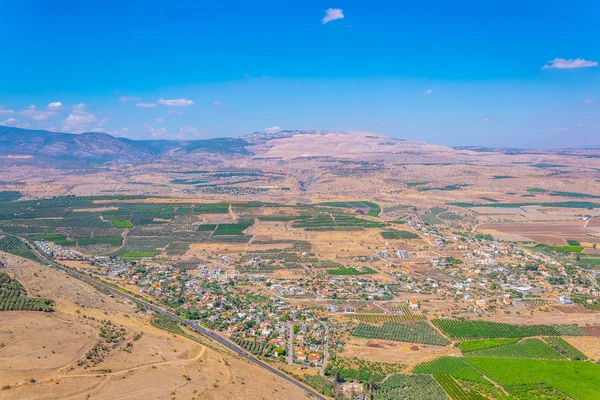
[466,357,600,400]
[353,321,450,346]
[212,220,253,235]
[0,235,41,261]
[292,214,384,231]
[110,219,133,229]
[347,313,426,323]
[465,338,564,359]
[373,374,448,400]
[165,242,191,255]
[0,271,53,312]
[544,337,588,360]
[434,375,486,400]
[324,358,406,383]
[316,201,382,216]
[197,224,217,232]
[327,267,376,275]
[413,357,489,385]
[77,237,123,246]
[231,336,276,357]
[380,229,419,239]
[433,319,586,340]
[458,338,519,352]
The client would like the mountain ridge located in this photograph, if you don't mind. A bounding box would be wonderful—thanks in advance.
[0,126,251,163]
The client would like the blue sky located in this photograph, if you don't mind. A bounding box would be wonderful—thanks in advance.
[0,0,598,147]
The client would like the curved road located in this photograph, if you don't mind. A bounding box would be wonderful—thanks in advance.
[19,237,327,400]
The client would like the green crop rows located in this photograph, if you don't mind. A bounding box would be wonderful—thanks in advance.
[0,271,53,312]
[544,337,588,360]
[373,374,448,400]
[0,235,41,262]
[459,338,519,352]
[327,267,376,275]
[434,374,486,400]
[213,220,253,235]
[380,229,419,239]
[464,338,564,359]
[433,319,586,340]
[414,357,489,385]
[353,321,450,346]
[466,357,600,400]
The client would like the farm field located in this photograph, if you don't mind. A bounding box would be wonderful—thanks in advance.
[478,220,600,245]
[373,374,448,400]
[463,338,564,359]
[353,321,451,346]
[433,319,587,340]
[414,357,489,385]
[466,357,600,400]
[458,338,520,352]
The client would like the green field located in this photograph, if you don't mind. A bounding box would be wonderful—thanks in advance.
[110,219,133,229]
[407,181,429,187]
[381,229,419,239]
[544,337,588,360]
[77,237,123,246]
[464,338,564,359]
[0,271,53,312]
[327,267,376,275]
[373,374,448,400]
[458,338,520,352]
[0,235,41,262]
[433,319,586,340]
[120,251,157,258]
[197,224,217,231]
[353,321,450,346]
[315,201,382,216]
[414,357,489,385]
[212,220,253,235]
[466,357,600,400]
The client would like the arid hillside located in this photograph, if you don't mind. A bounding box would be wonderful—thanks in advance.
[0,252,311,400]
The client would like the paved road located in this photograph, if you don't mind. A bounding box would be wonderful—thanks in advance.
[20,237,327,400]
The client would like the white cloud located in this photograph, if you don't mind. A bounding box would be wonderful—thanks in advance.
[21,105,55,121]
[155,118,165,123]
[542,58,598,69]
[0,106,14,116]
[213,100,224,106]
[0,118,18,126]
[422,89,433,95]
[264,126,281,134]
[168,110,183,115]
[178,126,204,139]
[158,98,194,106]
[322,8,344,24]
[584,99,595,105]
[109,127,130,137]
[144,122,166,137]
[136,102,156,108]
[483,116,492,121]
[62,108,103,133]
[47,101,63,109]
[72,103,87,110]
[119,96,141,103]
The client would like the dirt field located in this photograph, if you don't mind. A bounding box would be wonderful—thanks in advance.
[344,337,454,369]
[0,252,312,400]
[479,220,600,245]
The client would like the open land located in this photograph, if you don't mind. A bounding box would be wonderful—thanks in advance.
[2,129,600,399]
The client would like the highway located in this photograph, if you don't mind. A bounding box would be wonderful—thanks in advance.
[19,237,327,400]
